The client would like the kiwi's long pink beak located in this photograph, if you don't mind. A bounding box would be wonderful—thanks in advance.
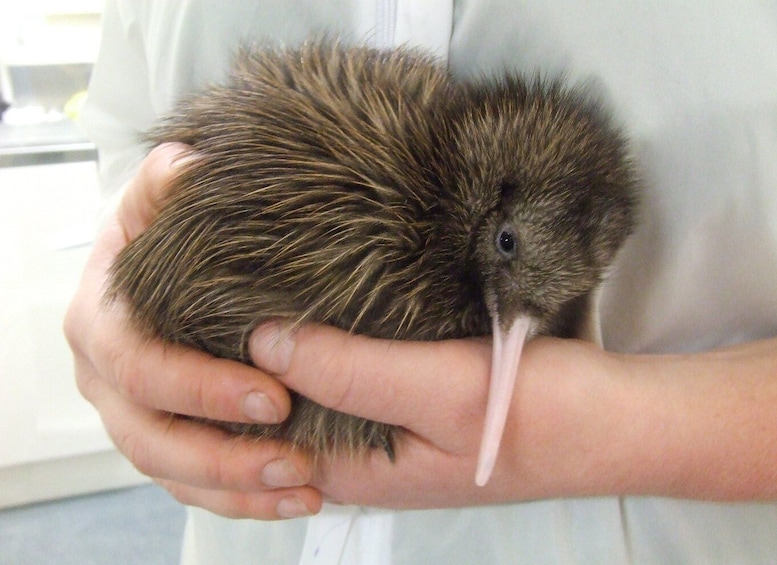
[475,315,532,486]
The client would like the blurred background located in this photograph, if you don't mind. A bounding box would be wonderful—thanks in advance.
[0,1,185,562]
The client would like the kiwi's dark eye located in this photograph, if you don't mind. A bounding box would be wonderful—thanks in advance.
[497,227,516,258]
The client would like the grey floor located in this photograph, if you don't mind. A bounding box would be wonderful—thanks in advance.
[0,484,187,565]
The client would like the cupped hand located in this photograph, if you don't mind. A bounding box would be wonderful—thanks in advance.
[249,322,626,509]
[64,141,629,519]
[64,141,777,515]
[64,143,323,519]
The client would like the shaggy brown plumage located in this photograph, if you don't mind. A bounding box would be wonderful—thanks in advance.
[108,40,637,480]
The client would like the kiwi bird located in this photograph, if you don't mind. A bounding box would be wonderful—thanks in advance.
[108,40,636,486]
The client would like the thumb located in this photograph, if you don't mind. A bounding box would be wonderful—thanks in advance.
[248,322,492,438]
[117,142,196,242]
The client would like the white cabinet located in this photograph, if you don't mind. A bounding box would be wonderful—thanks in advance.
[0,159,147,508]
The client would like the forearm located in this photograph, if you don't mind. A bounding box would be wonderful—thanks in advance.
[621,338,777,500]
[507,338,777,502]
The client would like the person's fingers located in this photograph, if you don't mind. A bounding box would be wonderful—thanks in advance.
[65,140,291,425]
[249,322,492,449]
[306,337,615,510]
[310,435,483,508]
[117,142,196,242]
[158,479,322,520]
[63,142,323,521]
[86,366,312,493]
[84,303,291,424]
[67,246,292,424]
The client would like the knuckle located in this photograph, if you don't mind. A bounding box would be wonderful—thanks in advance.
[140,144,174,181]
[72,361,99,402]
[159,481,196,507]
[320,346,361,413]
[190,374,212,419]
[221,495,264,520]
[161,482,273,520]
[116,428,157,477]
[202,437,262,491]
[143,143,194,188]
[201,448,234,488]
[110,347,147,402]
[62,302,81,351]
[171,355,231,421]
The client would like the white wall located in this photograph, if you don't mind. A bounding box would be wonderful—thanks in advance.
[0,160,148,509]
[0,1,150,510]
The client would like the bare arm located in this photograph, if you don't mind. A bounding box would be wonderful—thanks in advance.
[614,341,777,501]
[249,322,777,507]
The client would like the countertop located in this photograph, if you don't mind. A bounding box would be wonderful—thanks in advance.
[0,119,96,167]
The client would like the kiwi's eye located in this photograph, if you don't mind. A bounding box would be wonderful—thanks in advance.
[496,227,517,258]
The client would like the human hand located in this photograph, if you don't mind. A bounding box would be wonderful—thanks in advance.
[249,315,777,507]
[64,139,777,521]
[249,322,629,509]
[65,141,777,517]
[64,143,323,519]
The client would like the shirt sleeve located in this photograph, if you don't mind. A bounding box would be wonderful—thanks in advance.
[81,0,157,207]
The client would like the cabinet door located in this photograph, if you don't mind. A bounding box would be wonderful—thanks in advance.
[0,160,146,507]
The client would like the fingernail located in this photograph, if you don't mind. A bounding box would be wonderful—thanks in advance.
[262,458,306,488]
[250,321,295,374]
[241,392,280,423]
[277,496,312,519]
